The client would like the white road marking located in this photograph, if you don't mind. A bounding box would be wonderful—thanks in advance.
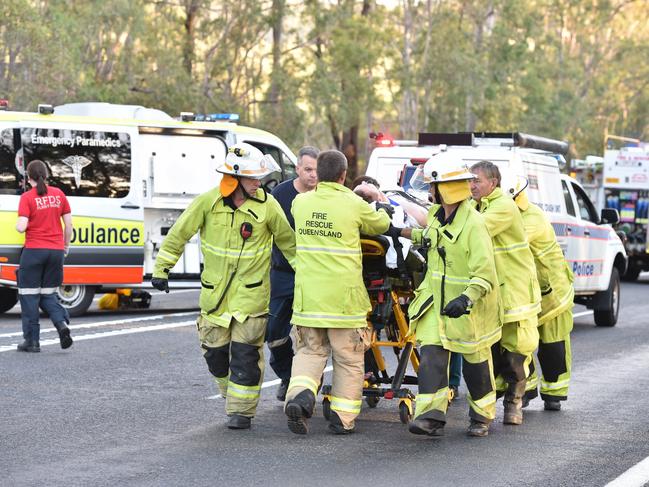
[206,365,335,400]
[0,320,195,353]
[573,310,593,318]
[0,311,197,338]
[604,456,649,487]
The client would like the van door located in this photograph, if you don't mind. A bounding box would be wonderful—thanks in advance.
[560,178,602,291]
[19,121,144,286]
[0,124,23,285]
[139,130,228,277]
[569,180,609,290]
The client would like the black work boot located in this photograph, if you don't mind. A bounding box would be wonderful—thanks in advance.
[54,322,73,349]
[285,390,315,435]
[328,411,355,435]
[408,417,445,437]
[467,419,489,437]
[17,340,40,353]
[226,414,251,430]
[276,379,289,402]
[544,399,561,411]
[503,380,526,425]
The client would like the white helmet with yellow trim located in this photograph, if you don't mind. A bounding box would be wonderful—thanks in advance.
[409,151,475,204]
[216,143,280,180]
[501,172,530,209]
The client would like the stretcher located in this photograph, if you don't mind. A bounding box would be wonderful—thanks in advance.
[321,234,423,424]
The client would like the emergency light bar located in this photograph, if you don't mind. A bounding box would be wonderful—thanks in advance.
[195,113,240,122]
[417,131,570,155]
[38,104,54,115]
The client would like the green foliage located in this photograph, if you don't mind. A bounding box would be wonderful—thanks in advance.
[1,0,647,168]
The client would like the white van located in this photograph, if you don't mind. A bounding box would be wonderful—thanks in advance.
[365,132,627,327]
[0,103,297,316]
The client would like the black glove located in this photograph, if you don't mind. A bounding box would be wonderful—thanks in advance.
[151,277,169,293]
[442,294,470,318]
[385,224,402,239]
[376,202,395,218]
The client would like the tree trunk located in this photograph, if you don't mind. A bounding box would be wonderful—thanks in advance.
[183,0,200,76]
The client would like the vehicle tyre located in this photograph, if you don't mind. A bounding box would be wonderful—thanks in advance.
[622,265,641,282]
[594,267,620,327]
[56,285,96,317]
[322,398,331,421]
[0,287,19,313]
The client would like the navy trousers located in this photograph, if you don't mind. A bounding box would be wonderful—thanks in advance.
[18,248,68,343]
[266,269,295,381]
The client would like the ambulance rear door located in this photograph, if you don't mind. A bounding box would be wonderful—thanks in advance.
[138,128,228,277]
[18,119,144,287]
[0,120,24,286]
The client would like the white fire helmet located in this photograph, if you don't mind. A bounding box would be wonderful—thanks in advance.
[409,151,475,192]
[216,143,280,180]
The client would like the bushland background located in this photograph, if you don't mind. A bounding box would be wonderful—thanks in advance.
[1,0,647,175]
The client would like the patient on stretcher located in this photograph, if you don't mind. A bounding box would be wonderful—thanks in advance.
[353,181,428,270]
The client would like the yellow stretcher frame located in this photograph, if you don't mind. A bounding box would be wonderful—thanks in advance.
[321,238,422,424]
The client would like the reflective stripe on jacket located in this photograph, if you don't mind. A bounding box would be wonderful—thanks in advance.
[408,199,502,354]
[474,187,541,324]
[520,202,574,324]
[153,187,295,327]
[291,182,390,328]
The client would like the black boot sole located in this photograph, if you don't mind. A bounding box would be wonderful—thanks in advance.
[58,328,73,349]
[286,403,308,435]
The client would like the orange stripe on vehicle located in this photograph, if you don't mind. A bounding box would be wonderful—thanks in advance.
[63,267,143,284]
[0,265,17,282]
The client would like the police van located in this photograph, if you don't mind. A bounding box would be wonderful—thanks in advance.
[0,103,297,316]
[365,132,627,327]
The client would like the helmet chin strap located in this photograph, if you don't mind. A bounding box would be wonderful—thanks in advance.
[235,176,268,204]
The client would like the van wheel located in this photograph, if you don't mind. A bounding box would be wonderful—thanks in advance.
[622,265,640,282]
[594,268,620,327]
[56,285,96,317]
[0,287,18,313]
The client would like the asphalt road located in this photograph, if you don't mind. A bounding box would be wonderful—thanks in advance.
[2,278,649,487]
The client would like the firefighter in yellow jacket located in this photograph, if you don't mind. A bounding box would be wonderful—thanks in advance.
[470,161,541,425]
[151,143,296,430]
[403,152,501,437]
[506,181,574,411]
[284,150,391,435]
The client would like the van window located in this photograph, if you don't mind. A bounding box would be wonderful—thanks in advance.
[562,180,576,217]
[0,128,22,193]
[571,182,599,223]
[21,128,131,198]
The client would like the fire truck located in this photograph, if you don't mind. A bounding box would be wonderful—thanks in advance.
[602,136,649,281]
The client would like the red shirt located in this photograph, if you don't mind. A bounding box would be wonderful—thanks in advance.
[18,186,71,250]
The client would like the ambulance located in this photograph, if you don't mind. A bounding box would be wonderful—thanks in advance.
[365,132,627,327]
[0,103,298,316]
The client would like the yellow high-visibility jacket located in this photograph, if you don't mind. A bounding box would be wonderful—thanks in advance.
[153,187,295,327]
[519,201,574,325]
[408,199,502,354]
[291,181,391,328]
[474,187,541,324]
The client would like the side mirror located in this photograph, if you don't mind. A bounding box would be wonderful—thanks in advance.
[600,208,620,225]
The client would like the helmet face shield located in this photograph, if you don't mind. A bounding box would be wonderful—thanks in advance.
[409,165,431,193]
[217,143,281,180]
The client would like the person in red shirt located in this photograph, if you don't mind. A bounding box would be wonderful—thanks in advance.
[15,160,74,352]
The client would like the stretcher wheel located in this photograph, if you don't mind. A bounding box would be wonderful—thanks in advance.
[322,398,331,420]
[399,402,412,424]
[365,396,380,408]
